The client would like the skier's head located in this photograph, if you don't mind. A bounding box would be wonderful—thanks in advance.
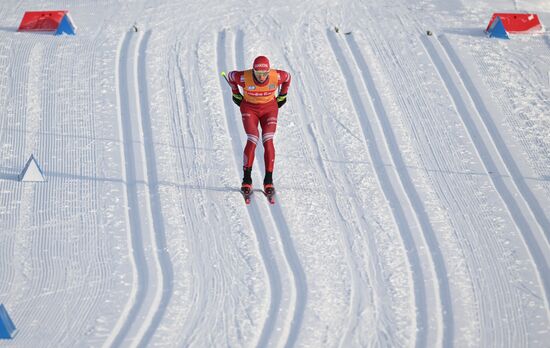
[253,55,270,82]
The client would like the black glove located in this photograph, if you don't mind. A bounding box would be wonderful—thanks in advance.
[277,93,287,108]
[232,93,243,106]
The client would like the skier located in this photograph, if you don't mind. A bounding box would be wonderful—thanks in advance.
[226,55,291,202]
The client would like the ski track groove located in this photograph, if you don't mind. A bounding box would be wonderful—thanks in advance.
[233,27,308,348]
[107,31,145,348]
[217,29,283,348]
[108,30,167,348]
[421,33,550,311]
[135,29,174,347]
[171,35,229,346]
[288,64,380,348]
[260,190,307,348]
[430,37,544,343]
[344,33,456,348]
[274,23,403,346]
[441,35,550,243]
[357,10,532,344]
[327,29,452,348]
[166,37,207,346]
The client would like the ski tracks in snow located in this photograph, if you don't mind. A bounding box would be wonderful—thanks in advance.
[327,31,454,347]
[217,29,307,348]
[421,33,550,314]
[107,30,173,347]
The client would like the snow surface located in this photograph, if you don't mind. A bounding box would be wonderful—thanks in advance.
[0,0,549,347]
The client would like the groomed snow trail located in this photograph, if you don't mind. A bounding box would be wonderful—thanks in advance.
[231,27,308,348]
[108,29,170,347]
[1,0,549,347]
[270,8,417,346]
[218,28,308,348]
[0,30,130,346]
[421,32,550,309]
[327,29,450,347]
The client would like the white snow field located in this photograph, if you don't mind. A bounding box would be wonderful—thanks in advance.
[0,0,549,347]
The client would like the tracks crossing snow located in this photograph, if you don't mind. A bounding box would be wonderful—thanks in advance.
[217,28,307,348]
[108,30,172,347]
[421,33,550,311]
[327,30,455,347]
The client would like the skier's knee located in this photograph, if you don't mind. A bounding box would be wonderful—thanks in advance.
[247,134,259,145]
[262,132,275,144]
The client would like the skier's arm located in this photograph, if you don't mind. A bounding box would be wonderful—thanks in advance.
[227,71,245,106]
[277,70,291,95]
[227,71,244,94]
[276,70,291,108]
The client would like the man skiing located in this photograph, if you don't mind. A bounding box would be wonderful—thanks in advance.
[226,55,291,202]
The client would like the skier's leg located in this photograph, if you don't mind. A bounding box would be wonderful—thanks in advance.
[260,102,279,184]
[241,103,260,184]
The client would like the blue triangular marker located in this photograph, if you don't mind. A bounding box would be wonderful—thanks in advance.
[0,304,17,339]
[487,16,509,39]
[54,14,76,35]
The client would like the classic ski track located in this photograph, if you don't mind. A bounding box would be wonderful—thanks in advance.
[421,33,550,311]
[170,35,237,346]
[344,33,457,347]
[135,29,174,347]
[217,29,285,348]
[480,38,550,202]
[233,27,308,347]
[269,16,406,346]
[441,35,550,241]
[358,9,534,344]
[279,48,394,347]
[166,38,211,346]
[107,30,166,348]
[327,30,451,347]
[261,193,307,348]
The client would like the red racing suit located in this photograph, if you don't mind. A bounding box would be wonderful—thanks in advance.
[227,69,291,172]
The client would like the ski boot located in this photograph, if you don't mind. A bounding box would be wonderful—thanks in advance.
[241,167,253,204]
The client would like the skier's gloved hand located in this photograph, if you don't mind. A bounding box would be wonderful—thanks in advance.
[277,93,287,108]
[232,93,243,106]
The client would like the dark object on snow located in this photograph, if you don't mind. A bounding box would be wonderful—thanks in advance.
[344,32,352,35]
[427,30,433,36]
[132,24,138,32]
[334,26,339,33]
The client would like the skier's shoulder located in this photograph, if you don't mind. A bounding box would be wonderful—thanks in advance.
[275,69,291,83]
[228,70,246,83]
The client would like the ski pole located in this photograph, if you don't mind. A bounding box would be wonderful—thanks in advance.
[221,71,231,86]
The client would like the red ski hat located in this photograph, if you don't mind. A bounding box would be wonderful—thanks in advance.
[253,56,270,71]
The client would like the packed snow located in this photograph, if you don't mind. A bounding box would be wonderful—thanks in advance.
[0,0,549,347]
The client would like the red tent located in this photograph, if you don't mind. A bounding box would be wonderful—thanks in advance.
[485,13,543,34]
[18,11,68,32]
